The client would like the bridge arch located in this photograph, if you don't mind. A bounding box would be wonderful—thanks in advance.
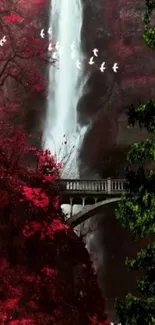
[67,197,121,228]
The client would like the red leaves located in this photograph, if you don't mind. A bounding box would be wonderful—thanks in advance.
[82,263,87,268]
[38,149,60,174]
[23,219,69,240]
[9,320,35,325]
[2,298,19,310]
[22,186,49,209]
[23,222,42,238]
[3,14,24,24]
[49,219,69,234]
[0,0,49,105]
[89,316,111,325]
[33,0,46,4]
[22,0,48,5]
[53,196,60,209]
[42,267,57,278]
[43,175,57,183]
[33,84,44,93]
[0,258,9,272]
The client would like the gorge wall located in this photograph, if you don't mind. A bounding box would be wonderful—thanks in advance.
[78,0,155,322]
[78,0,154,178]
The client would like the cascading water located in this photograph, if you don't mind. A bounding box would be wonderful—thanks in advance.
[43,0,87,178]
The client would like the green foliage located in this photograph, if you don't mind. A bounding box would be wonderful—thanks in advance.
[145,0,155,14]
[144,0,155,24]
[143,0,155,48]
[127,138,155,164]
[116,191,155,237]
[115,2,155,323]
[126,244,155,296]
[143,28,155,49]
[115,294,155,325]
[127,100,155,133]
[115,109,155,322]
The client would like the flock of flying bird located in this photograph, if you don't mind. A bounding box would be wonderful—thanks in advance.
[40,28,119,73]
[0,31,119,73]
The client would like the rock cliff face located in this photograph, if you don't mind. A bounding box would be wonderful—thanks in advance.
[78,1,155,321]
[79,0,154,178]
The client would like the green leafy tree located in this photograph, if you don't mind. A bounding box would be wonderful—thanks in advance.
[115,99,155,325]
[115,2,155,324]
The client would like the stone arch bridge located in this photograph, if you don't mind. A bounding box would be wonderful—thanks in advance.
[58,178,127,227]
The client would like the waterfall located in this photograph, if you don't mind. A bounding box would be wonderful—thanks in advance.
[43,0,87,178]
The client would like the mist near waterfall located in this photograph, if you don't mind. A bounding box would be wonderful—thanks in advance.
[43,0,88,178]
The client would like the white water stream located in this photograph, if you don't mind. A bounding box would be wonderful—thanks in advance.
[43,0,87,178]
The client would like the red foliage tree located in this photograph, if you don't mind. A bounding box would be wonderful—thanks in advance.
[0,123,109,325]
[0,0,55,136]
[0,0,52,99]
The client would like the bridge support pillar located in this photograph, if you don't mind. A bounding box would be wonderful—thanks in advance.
[69,197,73,217]
[81,197,86,207]
[107,177,112,193]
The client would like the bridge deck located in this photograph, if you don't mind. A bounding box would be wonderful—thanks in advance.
[59,178,126,194]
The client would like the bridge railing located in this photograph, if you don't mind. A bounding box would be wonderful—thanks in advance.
[59,178,126,194]
[111,179,126,192]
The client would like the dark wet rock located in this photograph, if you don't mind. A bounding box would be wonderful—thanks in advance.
[79,0,154,178]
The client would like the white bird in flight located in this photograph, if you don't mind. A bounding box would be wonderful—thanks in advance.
[48,27,52,35]
[92,48,98,57]
[2,35,6,42]
[88,56,95,65]
[48,43,53,51]
[100,62,106,72]
[112,63,119,72]
[0,35,6,46]
[40,29,45,38]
